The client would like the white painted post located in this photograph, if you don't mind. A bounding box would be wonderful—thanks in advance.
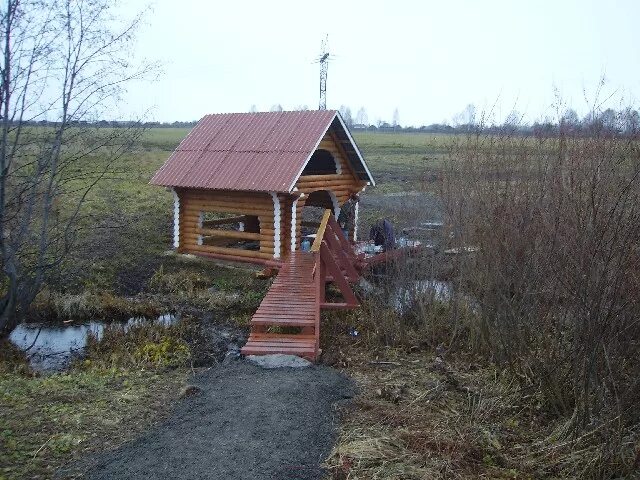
[353,201,359,242]
[290,197,299,252]
[171,189,180,249]
[197,212,203,246]
[270,192,281,259]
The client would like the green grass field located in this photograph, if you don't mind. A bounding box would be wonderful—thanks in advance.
[55,129,454,295]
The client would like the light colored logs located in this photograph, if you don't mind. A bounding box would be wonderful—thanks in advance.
[185,244,273,260]
[195,228,261,241]
[182,232,271,242]
[183,202,273,213]
[201,216,246,226]
[298,174,348,182]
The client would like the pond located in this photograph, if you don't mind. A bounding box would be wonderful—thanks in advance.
[9,314,177,372]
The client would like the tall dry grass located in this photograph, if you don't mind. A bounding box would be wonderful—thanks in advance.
[440,117,640,477]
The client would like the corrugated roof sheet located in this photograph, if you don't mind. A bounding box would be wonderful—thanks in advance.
[150,110,373,193]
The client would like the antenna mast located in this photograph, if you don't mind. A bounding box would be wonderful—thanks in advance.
[318,35,329,110]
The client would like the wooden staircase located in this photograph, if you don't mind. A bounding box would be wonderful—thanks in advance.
[241,210,361,362]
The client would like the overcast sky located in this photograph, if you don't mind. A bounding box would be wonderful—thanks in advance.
[117,0,640,126]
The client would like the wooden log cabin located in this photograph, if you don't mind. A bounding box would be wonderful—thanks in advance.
[150,110,375,265]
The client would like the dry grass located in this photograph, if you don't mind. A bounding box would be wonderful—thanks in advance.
[30,289,161,321]
[326,345,537,479]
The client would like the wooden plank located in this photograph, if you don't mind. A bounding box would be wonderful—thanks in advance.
[251,319,315,326]
[249,333,316,339]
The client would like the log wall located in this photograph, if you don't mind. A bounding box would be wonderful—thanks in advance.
[177,188,276,261]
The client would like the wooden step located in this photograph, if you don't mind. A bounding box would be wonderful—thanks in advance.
[251,316,315,327]
[241,333,318,361]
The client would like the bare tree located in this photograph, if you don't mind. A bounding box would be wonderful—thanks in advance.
[355,107,368,126]
[270,104,283,112]
[452,103,476,131]
[339,105,353,127]
[0,0,150,336]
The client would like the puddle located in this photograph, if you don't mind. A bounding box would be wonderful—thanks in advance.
[392,280,453,315]
[9,314,177,372]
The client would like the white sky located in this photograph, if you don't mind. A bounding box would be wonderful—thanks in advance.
[117,0,640,126]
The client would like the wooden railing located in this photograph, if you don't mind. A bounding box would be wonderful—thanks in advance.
[311,209,360,312]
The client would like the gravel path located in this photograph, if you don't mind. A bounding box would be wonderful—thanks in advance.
[85,360,354,480]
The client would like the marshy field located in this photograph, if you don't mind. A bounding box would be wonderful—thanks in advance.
[1,128,639,479]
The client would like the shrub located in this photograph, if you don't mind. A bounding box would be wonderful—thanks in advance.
[440,117,640,477]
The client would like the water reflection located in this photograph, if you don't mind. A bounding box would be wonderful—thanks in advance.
[9,314,177,371]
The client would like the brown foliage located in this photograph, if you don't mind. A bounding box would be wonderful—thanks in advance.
[440,126,640,477]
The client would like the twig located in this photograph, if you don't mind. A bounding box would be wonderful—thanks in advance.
[23,327,42,351]
[32,434,57,460]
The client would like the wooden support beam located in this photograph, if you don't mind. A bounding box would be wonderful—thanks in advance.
[320,242,359,306]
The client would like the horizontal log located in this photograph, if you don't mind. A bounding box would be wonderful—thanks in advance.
[297,185,356,193]
[183,206,273,216]
[298,174,349,182]
[296,177,356,186]
[201,216,247,226]
[180,213,273,224]
[182,232,271,242]
[196,228,261,240]
[182,199,274,210]
[186,244,273,260]
[190,250,282,268]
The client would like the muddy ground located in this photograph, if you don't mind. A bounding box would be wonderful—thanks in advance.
[67,361,354,480]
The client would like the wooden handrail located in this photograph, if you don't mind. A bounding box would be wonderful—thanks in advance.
[197,227,261,241]
[311,209,332,252]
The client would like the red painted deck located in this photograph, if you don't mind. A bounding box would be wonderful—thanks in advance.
[241,252,320,360]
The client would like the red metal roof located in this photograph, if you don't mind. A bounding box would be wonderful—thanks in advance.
[150,110,355,193]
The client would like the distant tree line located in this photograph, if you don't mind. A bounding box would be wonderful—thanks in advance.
[341,104,640,137]
[19,119,199,128]
[23,105,640,137]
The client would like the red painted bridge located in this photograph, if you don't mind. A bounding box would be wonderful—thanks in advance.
[241,210,361,362]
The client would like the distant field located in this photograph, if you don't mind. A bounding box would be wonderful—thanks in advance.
[57,129,451,293]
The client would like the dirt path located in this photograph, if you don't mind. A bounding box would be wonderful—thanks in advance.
[84,360,354,480]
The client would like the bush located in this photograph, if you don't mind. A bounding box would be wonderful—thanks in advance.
[440,119,640,477]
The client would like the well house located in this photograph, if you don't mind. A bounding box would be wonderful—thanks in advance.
[151,110,375,265]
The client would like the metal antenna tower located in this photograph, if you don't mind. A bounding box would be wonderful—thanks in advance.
[317,35,329,110]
